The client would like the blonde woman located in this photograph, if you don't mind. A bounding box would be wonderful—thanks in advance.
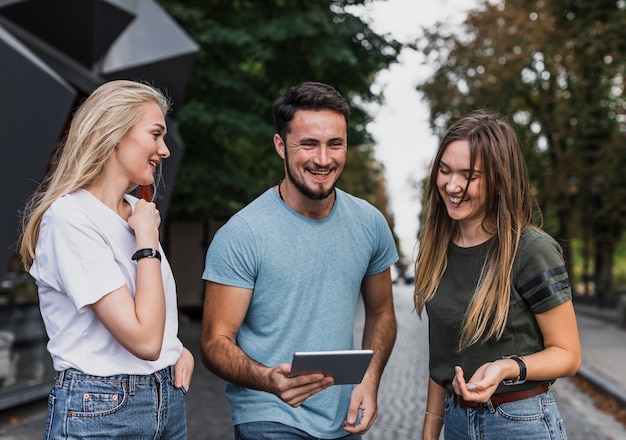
[414,111,580,439]
[19,80,193,439]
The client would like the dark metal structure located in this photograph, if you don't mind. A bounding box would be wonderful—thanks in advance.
[0,0,198,410]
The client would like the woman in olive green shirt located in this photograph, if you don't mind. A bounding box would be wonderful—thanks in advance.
[414,111,581,440]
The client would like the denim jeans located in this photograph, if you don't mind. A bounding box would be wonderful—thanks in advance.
[443,387,567,439]
[234,421,362,440]
[43,367,187,439]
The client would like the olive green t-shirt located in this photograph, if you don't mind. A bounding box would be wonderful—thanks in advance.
[426,227,572,394]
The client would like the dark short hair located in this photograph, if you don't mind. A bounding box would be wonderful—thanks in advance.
[272,82,350,140]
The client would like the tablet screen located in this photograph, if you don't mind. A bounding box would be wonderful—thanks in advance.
[290,349,374,385]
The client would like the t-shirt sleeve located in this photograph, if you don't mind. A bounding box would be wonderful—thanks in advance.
[365,209,399,276]
[202,215,257,289]
[35,204,126,310]
[513,231,572,314]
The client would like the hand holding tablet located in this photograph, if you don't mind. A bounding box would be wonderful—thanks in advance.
[289,349,374,385]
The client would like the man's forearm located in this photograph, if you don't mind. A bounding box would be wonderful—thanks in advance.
[202,336,271,391]
[361,310,397,381]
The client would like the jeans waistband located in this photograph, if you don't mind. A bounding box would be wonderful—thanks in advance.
[56,366,174,391]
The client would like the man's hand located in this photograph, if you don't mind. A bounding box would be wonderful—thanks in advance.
[269,363,334,407]
[342,380,378,434]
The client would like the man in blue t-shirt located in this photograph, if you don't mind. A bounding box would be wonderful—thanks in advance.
[201,81,398,440]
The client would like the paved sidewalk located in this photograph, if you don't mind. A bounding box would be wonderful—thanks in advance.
[573,301,626,408]
[1,296,625,439]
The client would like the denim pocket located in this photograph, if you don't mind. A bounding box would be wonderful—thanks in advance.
[81,390,124,414]
[491,393,566,438]
[69,378,128,417]
[496,397,546,422]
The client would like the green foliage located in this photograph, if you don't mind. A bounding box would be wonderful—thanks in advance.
[569,237,626,289]
[615,240,626,286]
[157,0,403,222]
[415,0,626,293]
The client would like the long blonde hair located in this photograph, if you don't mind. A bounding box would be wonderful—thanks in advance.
[414,111,536,350]
[18,80,170,270]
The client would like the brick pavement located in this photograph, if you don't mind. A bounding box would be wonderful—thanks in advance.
[572,302,626,408]
[181,293,626,439]
[1,285,626,439]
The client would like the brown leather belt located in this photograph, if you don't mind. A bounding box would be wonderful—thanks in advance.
[453,383,549,408]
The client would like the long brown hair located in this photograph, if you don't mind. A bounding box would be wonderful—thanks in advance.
[414,110,536,349]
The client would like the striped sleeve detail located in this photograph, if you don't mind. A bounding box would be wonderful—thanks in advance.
[517,265,570,308]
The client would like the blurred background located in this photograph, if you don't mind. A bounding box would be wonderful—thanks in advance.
[1,0,626,425]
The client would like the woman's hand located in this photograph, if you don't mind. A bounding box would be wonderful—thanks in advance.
[452,363,504,403]
[174,347,194,391]
[128,199,161,248]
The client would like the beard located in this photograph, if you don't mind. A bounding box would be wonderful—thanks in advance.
[284,148,336,200]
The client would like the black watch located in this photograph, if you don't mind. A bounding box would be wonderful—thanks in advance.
[502,355,527,385]
[132,248,162,262]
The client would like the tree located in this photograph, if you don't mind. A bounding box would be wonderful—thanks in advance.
[415,0,626,299]
[157,0,403,231]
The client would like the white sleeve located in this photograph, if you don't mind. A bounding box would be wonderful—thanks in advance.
[34,203,126,310]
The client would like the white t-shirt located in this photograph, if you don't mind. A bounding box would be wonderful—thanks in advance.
[30,189,182,375]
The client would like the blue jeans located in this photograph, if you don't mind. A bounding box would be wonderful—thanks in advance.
[443,387,567,439]
[234,421,362,440]
[43,367,187,439]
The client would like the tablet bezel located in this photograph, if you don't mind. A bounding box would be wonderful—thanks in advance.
[289,349,374,385]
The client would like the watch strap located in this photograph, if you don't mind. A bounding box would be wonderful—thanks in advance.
[502,355,527,385]
[131,248,162,261]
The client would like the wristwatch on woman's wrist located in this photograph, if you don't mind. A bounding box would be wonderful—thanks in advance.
[502,355,527,385]
[132,248,162,262]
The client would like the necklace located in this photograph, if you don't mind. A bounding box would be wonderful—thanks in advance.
[277,179,285,201]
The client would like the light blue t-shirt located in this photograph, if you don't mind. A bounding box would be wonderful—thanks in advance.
[203,187,398,439]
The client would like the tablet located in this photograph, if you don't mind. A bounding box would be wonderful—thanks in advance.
[289,349,374,385]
